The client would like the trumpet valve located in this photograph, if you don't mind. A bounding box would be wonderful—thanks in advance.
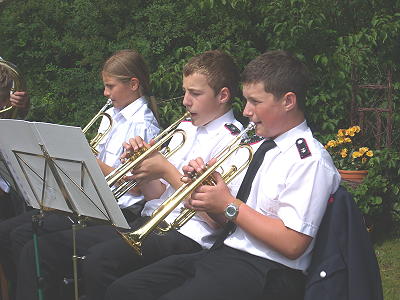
[193,169,216,186]
[126,147,147,161]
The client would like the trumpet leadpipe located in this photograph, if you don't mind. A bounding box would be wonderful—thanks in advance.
[82,99,112,133]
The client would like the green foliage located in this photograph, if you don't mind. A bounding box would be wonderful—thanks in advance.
[349,148,400,222]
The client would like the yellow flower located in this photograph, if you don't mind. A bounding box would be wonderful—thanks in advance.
[326,140,336,148]
[337,137,345,144]
[346,128,355,136]
[337,129,346,137]
[326,125,374,170]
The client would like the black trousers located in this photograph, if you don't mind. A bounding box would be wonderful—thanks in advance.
[105,245,305,300]
[16,215,201,300]
[0,189,26,221]
[82,217,202,300]
[0,209,78,300]
[0,210,75,280]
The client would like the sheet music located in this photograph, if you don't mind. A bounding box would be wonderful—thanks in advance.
[0,119,129,229]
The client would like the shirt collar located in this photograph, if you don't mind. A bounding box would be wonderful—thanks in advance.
[273,120,309,153]
[111,96,147,120]
[197,109,236,135]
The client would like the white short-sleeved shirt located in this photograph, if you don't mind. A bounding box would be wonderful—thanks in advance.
[224,121,341,271]
[141,109,244,249]
[96,96,160,208]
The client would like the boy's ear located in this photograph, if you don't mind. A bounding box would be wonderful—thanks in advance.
[219,87,231,104]
[283,92,297,111]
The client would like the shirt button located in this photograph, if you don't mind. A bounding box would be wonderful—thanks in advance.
[320,271,327,278]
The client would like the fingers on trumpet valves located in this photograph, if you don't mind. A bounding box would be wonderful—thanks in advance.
[181,166,196,183]
[128,136,146,152]
[121,142,133,161]
[180,175,191,183]
[181,157,208,183]
[189,158,207,173]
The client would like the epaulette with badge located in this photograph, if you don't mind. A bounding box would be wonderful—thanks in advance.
[296,138,311,159]
[224,123,241,135]
[241,135,264,145]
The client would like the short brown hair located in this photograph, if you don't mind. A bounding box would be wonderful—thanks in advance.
[183,50,240,99]
[242,50,310,110]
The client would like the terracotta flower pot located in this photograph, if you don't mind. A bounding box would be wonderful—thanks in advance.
[338,169,368,184]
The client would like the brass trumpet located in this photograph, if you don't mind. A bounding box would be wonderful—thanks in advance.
[0,59,26,119]
[119,122,255,255]
[82,99,113,155]
[107,111,190,198]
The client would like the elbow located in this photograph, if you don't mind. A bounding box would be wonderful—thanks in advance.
[282,242,309,260]
[284,249,304,260]
[282,233,313,260]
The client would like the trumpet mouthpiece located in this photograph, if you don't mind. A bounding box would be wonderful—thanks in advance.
[247,122,256,130]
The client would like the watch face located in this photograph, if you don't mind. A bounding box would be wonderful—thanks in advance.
[225,204,237,218]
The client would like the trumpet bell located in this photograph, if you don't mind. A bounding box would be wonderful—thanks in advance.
[82,99,113,154]
[117,230,143,255]
[0,59,26,119]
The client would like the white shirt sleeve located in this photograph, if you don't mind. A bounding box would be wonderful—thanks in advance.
[277,158,339,237]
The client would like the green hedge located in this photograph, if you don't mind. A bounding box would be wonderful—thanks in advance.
[1,0,399,225]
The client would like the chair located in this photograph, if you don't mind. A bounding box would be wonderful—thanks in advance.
[304,186,383,300]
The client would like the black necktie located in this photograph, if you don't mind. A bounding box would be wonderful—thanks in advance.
[211,139,277,249]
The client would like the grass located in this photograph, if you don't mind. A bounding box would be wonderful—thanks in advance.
[374,223,400,300]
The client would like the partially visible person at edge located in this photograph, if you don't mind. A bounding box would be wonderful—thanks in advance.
[0,58,30,120]
[0,58,30,220]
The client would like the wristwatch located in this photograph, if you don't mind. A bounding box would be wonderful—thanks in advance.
[224,199,242,221]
